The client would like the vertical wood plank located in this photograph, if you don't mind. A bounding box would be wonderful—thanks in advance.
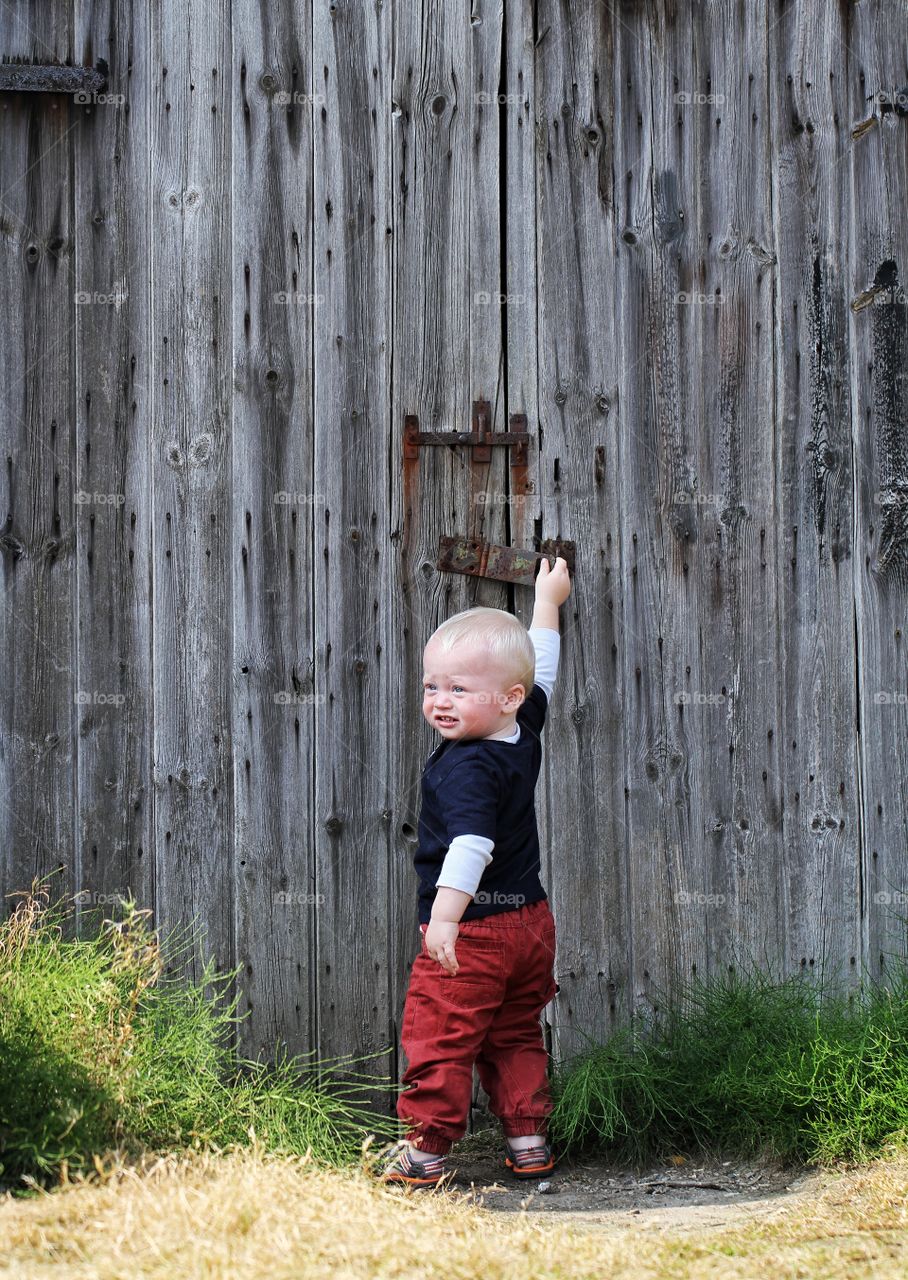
[612,0,784,1025]
[313,0,394,1095]
[150,1,233,993]
[660,4,784,984]
[390,0,511,1129]
[0,7,77,916]
[769,3,862,987]
[231,2,318,1063]
[534,2,630,1053]
[73,1,154,927]
[848,6,908,981]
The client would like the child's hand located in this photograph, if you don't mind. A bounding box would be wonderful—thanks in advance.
[535,555,572,607]
[424,919,459,974]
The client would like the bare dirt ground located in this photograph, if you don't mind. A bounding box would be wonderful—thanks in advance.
[440,1128,825,1233]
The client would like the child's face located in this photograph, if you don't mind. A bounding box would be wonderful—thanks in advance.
[422,637,525,741]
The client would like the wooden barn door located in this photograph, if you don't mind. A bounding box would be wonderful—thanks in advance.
[1,1,906,1132]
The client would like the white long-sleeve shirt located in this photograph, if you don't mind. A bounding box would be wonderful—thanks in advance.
[434,626,560,897]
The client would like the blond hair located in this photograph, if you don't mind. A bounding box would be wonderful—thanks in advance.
[427,607,535,696]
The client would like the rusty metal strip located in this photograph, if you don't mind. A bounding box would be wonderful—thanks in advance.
[437,536,576,586]
[0,61,108,94]
[0,62,107,94]
[403,401,531,462]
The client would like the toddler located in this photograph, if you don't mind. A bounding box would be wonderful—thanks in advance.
[380,556,572,1187]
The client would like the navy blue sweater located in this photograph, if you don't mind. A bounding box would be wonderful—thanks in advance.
[413,684,549,924]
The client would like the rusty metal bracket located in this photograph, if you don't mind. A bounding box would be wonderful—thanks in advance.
[437,535,576,586]
[404,401,531,466]
[0,59,108,94]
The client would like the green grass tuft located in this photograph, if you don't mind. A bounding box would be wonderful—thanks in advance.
[0,879,400,1191]
[548,959,908,1168]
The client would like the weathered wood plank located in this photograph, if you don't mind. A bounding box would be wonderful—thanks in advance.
[230,3,318,1064]
[647,2,783,990]
[769,3,862,987]
[391,0,512,1131]
[0,6,77,918]
[149,2,233,997]
[73,1,155,931]
[610,0,782,1024]
[534,1,629,1056]
[848,6,908,980]
[313,0,394,1098]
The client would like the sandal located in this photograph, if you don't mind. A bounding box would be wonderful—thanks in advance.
[376,1140,448,1188]
[504,1138,556,1179]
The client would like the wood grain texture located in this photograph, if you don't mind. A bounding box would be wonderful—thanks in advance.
[0,3,77,919]
[74,0,155,942]
[535,0,629,1050]
[149,0,233,1000]
[848,4,908,983]
[0,2,905,1119]
[769,3,861,987]
[313,0,394,1107]
[231,1,317,1063]
[391,0,513,1126]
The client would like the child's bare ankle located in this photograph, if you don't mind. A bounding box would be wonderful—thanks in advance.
[507,1133,544,1150]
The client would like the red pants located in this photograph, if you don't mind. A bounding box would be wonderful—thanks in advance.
[397,898,558,1156]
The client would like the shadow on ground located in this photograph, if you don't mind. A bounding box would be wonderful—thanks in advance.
[435,1126,822,1232]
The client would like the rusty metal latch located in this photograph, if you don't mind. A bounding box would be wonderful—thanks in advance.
[437,535,576,586]
[404,401,530,466]
[0,58,108,94]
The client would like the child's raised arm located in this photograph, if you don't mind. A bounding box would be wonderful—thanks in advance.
[531,556,571,631]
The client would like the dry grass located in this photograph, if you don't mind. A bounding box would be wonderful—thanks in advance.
[2,1141,908,1279]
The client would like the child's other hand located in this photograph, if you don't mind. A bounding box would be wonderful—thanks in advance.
[424,919,459,974]
[535,555,572,606]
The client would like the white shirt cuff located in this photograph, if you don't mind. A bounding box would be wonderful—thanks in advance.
[435,834,495,896]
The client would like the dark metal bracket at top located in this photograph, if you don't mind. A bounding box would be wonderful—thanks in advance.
[404,400,531,466]
[0,59,108,94]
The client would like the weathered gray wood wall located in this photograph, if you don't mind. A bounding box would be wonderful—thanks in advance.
[1,2,906,1119]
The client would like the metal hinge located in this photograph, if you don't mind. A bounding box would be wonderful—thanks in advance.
[437,535,575,586]
[404,400,530,467]
[0,58,108,94]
